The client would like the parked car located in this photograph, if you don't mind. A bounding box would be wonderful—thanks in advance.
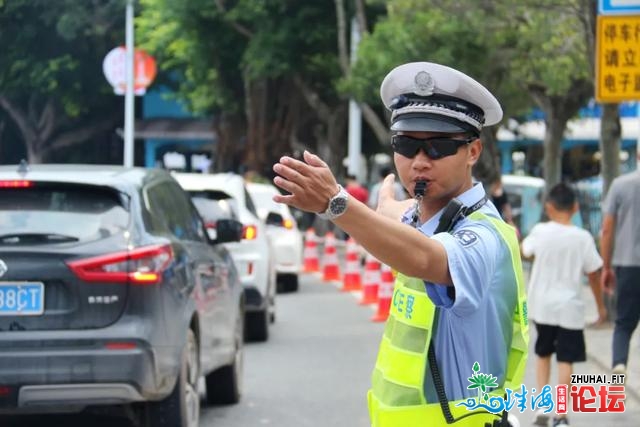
[173,172,276,342]
[502,174,583,237]
[246,182,303,292]
[501,174,546,237]
[0,164,245,426]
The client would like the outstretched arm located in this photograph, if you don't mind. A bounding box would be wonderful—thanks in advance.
[272,151,452,285]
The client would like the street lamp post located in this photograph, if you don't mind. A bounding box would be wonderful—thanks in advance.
[123,0,135,167]
[347,17,362,182]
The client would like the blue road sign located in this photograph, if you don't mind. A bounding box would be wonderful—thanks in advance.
[599,0,640,14]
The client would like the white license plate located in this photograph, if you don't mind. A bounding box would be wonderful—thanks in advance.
[0,282,44,316]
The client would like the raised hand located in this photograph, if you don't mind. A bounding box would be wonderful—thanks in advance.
[272,150,339,213]
[376,173,412,220]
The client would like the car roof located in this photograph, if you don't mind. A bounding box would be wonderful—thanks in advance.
[0,163,171,191]
[172,172,245,199]
[246,182,278,195]
[246,182,293,218]
[502,174,545,188]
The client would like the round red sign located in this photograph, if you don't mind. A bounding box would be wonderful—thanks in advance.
[102,47,157,95]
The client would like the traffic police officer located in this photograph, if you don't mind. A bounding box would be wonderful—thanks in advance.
[272,61,528,427]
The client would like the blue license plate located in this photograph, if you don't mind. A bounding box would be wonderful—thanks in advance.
[0,282,44,316]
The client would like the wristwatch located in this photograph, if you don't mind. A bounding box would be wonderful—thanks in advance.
[317,185,349,220]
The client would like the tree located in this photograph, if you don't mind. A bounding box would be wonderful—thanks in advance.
[348,0,598,192]
[346,0,534,185]
[138,0,352,174]
[579,0,621,195]
[507,0,595,192]
[0,0,125,163]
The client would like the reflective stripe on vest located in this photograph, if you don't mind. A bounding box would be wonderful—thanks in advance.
[368,212,529,427]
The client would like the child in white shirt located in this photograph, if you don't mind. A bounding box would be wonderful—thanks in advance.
[521,182,606,427]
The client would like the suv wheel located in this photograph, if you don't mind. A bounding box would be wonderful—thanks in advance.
[142,329,200,427]
[245,309,268,342]
[205,306,244,404]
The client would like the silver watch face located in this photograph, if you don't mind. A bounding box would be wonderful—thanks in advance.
[330,195,348,216]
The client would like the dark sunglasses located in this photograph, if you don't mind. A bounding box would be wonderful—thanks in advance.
[390,135,477,159]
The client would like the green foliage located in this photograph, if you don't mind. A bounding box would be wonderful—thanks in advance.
[0,0,125,117]
[137,0,341,114]
[346,0,592,120]
[506,0,591,95]
[346,2,518,111]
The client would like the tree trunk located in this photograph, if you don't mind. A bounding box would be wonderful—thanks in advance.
[293,74,349,175]
[326,105,348,174]
[361,103,390,146]
[212,112,246,173]
[474,127,501,187]
[599,103,621,197]
[528,79,593,194]
[241,77,306,176]
[542,115,566,192]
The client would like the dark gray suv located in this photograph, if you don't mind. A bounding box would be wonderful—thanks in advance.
[0,164,245,427]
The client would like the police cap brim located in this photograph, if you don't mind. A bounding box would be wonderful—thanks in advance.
[390,114,475,135]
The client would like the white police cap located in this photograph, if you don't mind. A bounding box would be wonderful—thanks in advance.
[380,62,503,135]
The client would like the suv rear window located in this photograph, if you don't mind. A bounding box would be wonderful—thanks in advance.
[0,184,129,244]
[188,190,239,219]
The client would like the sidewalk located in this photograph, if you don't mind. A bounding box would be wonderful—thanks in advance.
[581,284,640,403]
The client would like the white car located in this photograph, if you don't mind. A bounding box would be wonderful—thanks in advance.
[501,174,545,237]
[246,182,303,292]
[173,172,276,342]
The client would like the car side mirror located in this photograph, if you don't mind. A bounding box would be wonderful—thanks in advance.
[214,219,243,243]
[265,211,284,226]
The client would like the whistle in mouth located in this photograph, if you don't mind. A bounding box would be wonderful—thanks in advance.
[414,181,427,197]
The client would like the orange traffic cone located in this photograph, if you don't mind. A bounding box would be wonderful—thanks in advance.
[302,228,320,273]
[372,263,394,322]
[322,231,341,282]
[359,253,381,305]
[341,237,362,292]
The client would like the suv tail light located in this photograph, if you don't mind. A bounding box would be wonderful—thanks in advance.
[67,244,173,285]
[242,225,258,240]
[0,180,33,188]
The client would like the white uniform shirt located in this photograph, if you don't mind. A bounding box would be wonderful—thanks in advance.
[521,221,602,330]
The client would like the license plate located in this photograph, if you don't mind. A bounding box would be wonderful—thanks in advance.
[0,282,44,316]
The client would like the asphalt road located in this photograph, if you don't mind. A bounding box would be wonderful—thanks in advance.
[0,273,383,427]
[2,271,638,427]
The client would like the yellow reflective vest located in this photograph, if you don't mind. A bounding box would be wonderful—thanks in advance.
[368,212,529,427]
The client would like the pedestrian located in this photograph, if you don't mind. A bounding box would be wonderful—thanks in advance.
[272,61,528,426]
[345,174,369,204]
[600,162,640,378]
[490,176,516,228]
[521,182,606,427]
[367,166,406,209]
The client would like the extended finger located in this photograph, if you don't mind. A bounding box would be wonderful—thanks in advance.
[273,192,296,206]
[273,174,305,196]
[273,162,308,185]
[280,156,319,177]
[303,150,328,168]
